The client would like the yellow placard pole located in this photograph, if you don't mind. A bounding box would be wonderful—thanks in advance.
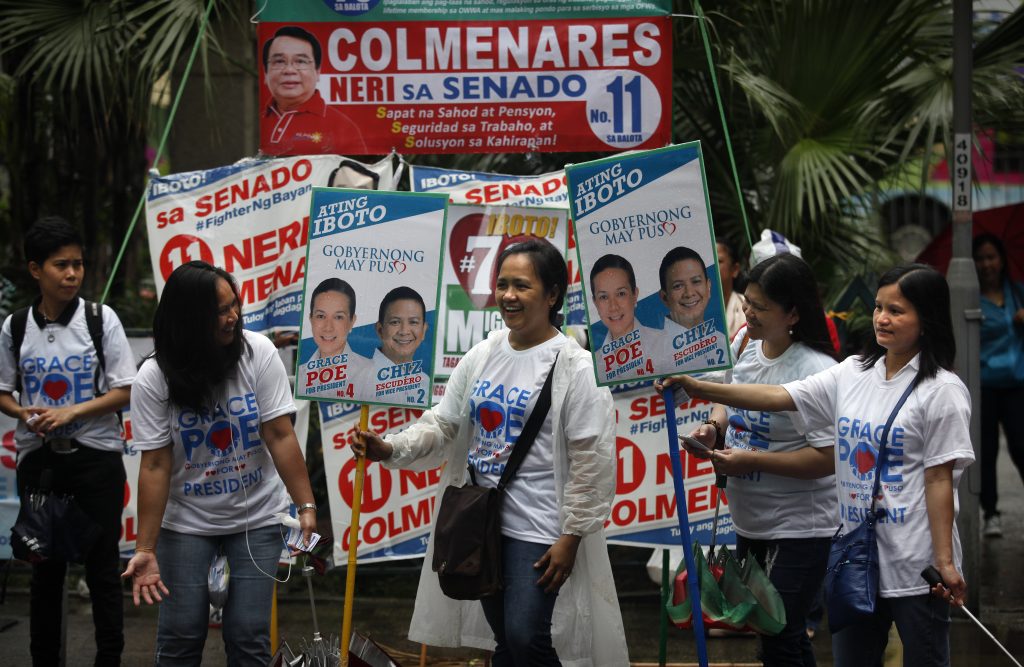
[270,580,279,653]
[341,404,369,667]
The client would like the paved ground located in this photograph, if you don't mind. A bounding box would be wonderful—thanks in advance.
[3,445,1023,666]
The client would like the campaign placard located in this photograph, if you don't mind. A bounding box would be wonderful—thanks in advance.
[566,142,732,385]
[296,188,446,408]
[145,155,399,335]
[411,165,586,332]
[434,203,568,379]
[604,383,734,548]
[0,410,18,559]
[320,401,439,563]
[257,0,671,155]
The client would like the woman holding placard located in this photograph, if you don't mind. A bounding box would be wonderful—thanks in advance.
[123,261,317,665]
[657,264,973,667]
[353,239,627,666]
[677,253,840,665]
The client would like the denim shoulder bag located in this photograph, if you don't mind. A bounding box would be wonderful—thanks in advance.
[824,378,916,633]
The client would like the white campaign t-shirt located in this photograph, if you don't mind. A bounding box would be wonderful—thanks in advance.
[131,331,296,535]
[370,348,429,406]
[457,331,614,545]
[650,316,730,375]
[0,299,136,457]
[594,323,660,383]
[784,355,974,597]
[723,338,837,539]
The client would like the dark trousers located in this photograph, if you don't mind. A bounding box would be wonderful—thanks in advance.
[831,593,950,667]
[17,445,126,667]
[979,386,1024,518]
[736,535,831,667]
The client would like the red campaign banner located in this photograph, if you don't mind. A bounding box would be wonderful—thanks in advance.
[258,18,672,155]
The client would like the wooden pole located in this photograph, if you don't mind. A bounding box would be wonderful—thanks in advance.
[341,404,370,666]
[271,580,279,654]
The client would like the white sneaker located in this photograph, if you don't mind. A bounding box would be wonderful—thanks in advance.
[984,515,1003,538]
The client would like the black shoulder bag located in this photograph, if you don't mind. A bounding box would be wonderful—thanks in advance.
[824,379,916,632]
[431,354,557,600]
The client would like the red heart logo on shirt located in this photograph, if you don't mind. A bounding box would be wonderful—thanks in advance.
[479,407,504,433]
[210,426,233,451]
[43,379,69,401]
[855,448,876,475]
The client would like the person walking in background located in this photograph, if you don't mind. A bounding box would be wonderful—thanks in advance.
[123,261,316,665]
[658,264,973,667]
[676,254,839,666]
[973,233,1024,538]
[353,239,628,666]
[0,217,136,666]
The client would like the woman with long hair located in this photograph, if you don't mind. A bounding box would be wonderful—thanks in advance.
[123,261,316,665]
[657,264,973,667]
[685,253,838,665]
[352,239,627,666]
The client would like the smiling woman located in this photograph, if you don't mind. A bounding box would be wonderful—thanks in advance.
[123,261,317,665]
[351,238,628,665]
[659,263,975,667]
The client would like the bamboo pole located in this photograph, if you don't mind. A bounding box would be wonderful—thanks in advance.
[271,580,279,654]
[341,404,370,666]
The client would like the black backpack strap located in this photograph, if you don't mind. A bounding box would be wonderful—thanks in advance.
[8,307,29,394]
[83,301,123,430]
[497,353,558,491]
[84,301,105,378]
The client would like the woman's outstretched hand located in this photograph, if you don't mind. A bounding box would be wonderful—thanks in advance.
[351,430,394,462]
[122,551,169,606]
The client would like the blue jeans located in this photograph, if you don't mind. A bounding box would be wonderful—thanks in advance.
[155,525,284,666]
[736,535,831,667]
[832,594,950,667]
[479,537,561,667]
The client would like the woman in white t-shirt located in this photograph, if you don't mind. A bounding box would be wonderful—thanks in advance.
[352,239,628,666]
[683,254,838,666]
[122,261,317,665]
[658,264,973,667]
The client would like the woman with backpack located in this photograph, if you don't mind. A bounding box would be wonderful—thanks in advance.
[0,217,136,665]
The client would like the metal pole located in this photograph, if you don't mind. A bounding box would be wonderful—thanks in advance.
[950,0,981,614]
[663,388,709,667]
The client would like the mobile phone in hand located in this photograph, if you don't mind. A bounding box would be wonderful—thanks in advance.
[679,434,712,453]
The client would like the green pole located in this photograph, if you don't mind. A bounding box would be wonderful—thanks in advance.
[100,0,217,304]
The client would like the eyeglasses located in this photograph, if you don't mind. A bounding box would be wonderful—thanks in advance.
[268,56,315,72]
